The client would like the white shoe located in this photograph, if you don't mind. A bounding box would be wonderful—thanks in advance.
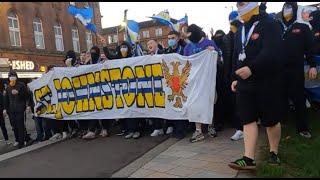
[62,132,68,140]
[150,129,164,137]
[231,130,244,141]
[49,133,62,141]
[13,142,19,147]
[166,127,173,134]
[100,129,108,137]
[5,141,12,145]
[133,132,141,139]
[125,132,134,139]
[82,131,96,139]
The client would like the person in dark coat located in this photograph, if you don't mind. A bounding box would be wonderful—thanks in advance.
[4,70,29,149]
[0,88,9,144]
[221,11,244,141]
[228,2,283,170]
[82,46,111,140]
[278,2,317,139]
[163,31,189,140]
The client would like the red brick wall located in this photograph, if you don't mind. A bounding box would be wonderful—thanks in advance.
[0,2,102,73]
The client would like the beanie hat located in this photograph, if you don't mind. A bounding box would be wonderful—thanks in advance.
[229,11,239,23]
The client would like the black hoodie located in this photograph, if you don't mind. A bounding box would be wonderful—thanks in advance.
[310,10,320,56]
[232,11,283,92]
[279,2,316,68]
[4,71,29,112]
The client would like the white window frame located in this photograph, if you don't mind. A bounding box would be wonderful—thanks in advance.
[155,28,162,37]
[8,12,21,47]
[54,24,64,51]
[33,18,45,49]
[86,31,93,51]
[142,30,150,38]
[72,27,80,53]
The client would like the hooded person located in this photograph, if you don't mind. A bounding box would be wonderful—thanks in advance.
[278,2,317,139]
[228,2,283,170]
[3,70,30,148]
[183,24,220,143]
[116,41,133,59]
[211,30,226,49]
[90,46,101,64]
[219,10,245,141]
[309,10,320,56]
[64,50,77,67]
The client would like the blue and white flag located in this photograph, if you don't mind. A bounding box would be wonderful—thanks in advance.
[126,20,140,45]
[68,5,97,33]
[173,15,188,32]
[149,10,176,31]
[149,11,188,32]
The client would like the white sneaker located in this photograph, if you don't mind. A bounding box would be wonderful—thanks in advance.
[5,141,12,145]
[49,133,62,141]
[189,130,205,143]
[62,132,68,140]
[13,141,19,147]
[133,132,141,139]
[231,130,244,141]
[125,132,134,139]
[100,129,108,137]
[82,131,96,139]
[150,129,164,137]
[166,127,173,134]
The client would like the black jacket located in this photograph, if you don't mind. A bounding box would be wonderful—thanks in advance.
[222,31,235,85]
[310,10,320,57]
[278,2,316,68]
[4,81,29,112]
[232,12,283,90]
[0,92,4,111]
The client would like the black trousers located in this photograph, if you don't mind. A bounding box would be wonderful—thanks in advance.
[0,111,8,141]
[9,111,25,147]
[88,120,111,132]
[126,118,141,133]
[78,120,89,131]
[151,118,165,130]
[282,68,309,132]
[50,120,68,134]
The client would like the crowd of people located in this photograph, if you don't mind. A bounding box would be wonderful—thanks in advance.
[0,2,319,171]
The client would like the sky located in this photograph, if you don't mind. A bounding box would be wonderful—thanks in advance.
[99,2,317,35]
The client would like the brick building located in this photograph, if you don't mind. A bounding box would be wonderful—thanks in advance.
[101,19,177,52]
[0,2,102,80]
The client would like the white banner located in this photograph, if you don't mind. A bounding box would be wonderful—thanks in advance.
[28,50,217,124]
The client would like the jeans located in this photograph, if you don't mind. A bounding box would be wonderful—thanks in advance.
[34,117,52,141]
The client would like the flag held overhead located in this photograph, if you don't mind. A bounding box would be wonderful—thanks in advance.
[68,5,97,33]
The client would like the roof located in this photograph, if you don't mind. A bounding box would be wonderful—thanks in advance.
[101,18,177,35]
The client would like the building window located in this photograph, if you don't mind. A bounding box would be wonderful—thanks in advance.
[54,23,64,52]
[72,27,80,53]
[108,34,118,44]
[7,12,21,47]
[142,30,150,38]
[70,2,75,6]
[86,31,93,51]
[155,28,162,37]
[33,18,45,49]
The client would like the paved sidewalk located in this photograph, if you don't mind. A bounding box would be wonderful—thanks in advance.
[126,128,256,178]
